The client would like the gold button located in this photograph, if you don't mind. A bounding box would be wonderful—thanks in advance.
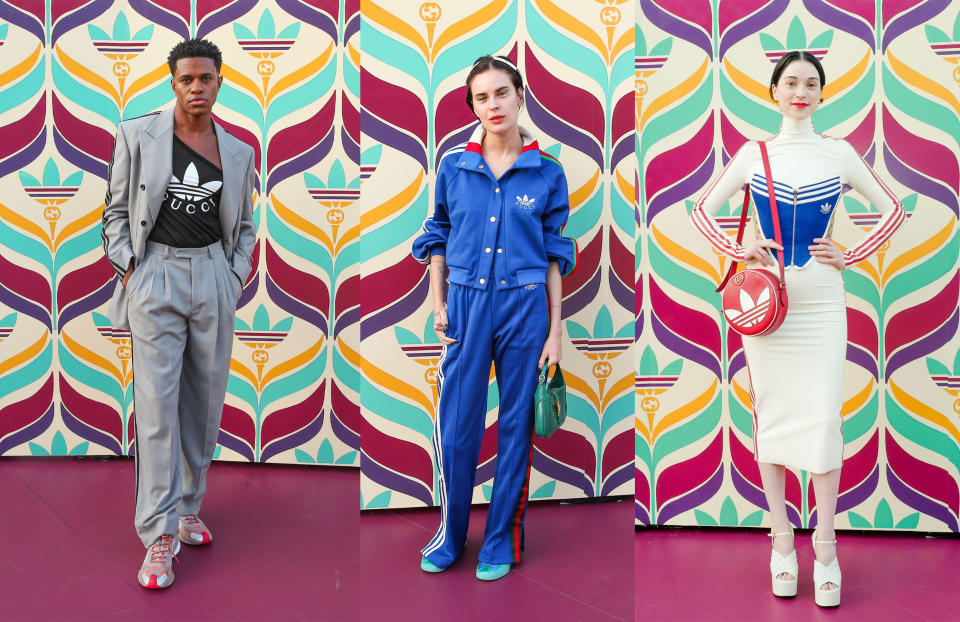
[485,248,491,253]
[495,188,500,193]
[490,217,496,222]
[497,248,503,253]
[479,164,484,168]
[479,278,486,285]
[500,280,506,285]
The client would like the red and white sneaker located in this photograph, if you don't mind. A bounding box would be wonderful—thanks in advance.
[178,514,212,546]
[138,534,180,589]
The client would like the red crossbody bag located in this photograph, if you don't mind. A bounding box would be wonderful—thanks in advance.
[716,141,789,336]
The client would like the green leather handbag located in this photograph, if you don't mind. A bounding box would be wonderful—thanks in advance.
[534,364,567,438]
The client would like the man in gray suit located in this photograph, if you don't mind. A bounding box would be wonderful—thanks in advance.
[101,38,256,589]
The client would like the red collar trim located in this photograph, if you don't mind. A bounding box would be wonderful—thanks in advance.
[464,139,538,155]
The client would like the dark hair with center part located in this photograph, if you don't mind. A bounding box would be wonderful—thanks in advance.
[769,51,825,101]
[465,55,524,111]
[167,38,223,76]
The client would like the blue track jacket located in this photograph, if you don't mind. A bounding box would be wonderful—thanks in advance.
[412,125,578,289]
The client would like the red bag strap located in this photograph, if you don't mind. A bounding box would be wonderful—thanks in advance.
[715,141,786,293]
[758,141,787,292]
[716,186,751,292]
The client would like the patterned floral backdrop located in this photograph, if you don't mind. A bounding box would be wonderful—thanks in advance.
[637,0,960,532]
[360,0,635,508]
[0,0,360,467]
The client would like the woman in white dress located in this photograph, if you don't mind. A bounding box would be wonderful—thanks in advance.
[690,51,904,607]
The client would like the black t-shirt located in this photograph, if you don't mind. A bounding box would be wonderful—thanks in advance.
[148,134,223,248]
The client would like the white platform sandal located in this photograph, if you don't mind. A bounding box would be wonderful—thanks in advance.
[812,532,841,607]
[768,531,798,597]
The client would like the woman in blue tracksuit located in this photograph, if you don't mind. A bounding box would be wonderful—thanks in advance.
[411,55,577,581]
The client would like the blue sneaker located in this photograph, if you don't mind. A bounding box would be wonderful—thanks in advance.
[420,558,446,573]
[476,562,510,581]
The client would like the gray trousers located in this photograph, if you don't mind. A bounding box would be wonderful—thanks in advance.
[127,241,241,547]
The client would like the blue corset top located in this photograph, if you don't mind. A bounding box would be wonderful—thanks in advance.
[750,175,841,267]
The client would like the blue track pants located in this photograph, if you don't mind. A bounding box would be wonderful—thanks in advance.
[421,281,548,567]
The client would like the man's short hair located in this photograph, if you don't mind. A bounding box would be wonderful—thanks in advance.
[167,38,222,75]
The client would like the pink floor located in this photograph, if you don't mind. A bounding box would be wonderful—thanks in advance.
[361,500,634,621]
[1,458,362,621]
[636,527,960,622]
[0,457,632,621]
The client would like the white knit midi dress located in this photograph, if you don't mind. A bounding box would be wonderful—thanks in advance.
[691,117,904,473]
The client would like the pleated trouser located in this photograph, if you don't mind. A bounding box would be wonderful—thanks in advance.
[127,241,240,547]
[421,281,548,567]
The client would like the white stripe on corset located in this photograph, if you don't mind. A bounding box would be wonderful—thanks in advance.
[421,341,449,558]
[752,175,841,204]
[797,188,841,203]
[765,176,838,193]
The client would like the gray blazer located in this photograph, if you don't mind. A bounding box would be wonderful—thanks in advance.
[101,107,257,329]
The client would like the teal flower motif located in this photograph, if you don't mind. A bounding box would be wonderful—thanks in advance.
[235,304,294,345]
[567,305,634,357]
[927,349,960,415]
[19,158,83,205]
[29,431,89,456]
[0,312,15,343]
[925,9,960,63]
[53,11,160,123]
[636,345,682,393]
[304,160,362,205]
[694,496,764,527]
[91,311,131,354]
[234,10,301,57]
[360,145,382,184]
[636,345,683,437]
[235,306,294,384]
[636,28,672,74]
[294,439,357,465]
[843,194,917,231]
[759,17,833,63]
[87,12,153,58]
[847,499,920,529]
[362,490,393,510]
[395,313,444,363]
